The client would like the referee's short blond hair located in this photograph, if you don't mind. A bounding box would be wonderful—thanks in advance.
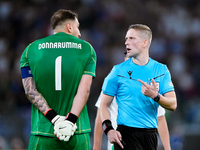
[128,24,152,48]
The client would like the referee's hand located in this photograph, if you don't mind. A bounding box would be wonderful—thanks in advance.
[107,130,124,149]
[138,79,158,99]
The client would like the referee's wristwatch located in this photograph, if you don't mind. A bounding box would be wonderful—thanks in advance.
[153,94,160,102]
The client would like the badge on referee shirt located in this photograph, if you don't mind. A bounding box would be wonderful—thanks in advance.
[151,82,160,91]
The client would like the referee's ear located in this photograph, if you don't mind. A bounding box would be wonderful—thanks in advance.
[142,39,149,48]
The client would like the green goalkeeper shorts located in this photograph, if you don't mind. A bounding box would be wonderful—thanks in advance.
[28,133,90,150]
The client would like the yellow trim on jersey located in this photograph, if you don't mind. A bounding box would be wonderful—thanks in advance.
[84,71,95,76]
[31,128,91,136]
[84,134,89,150]
[91,57,96,63]
[35,136,40,150]
[21,43,32,68]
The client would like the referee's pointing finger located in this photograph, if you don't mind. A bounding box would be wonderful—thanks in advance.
[116,131,124,149]
[151,79,156,87]
[116,139,124,149]
[138,79,148,86]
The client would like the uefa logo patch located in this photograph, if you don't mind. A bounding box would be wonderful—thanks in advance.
[151,82,160,91]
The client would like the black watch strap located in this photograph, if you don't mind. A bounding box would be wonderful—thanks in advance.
[153,94,160,102]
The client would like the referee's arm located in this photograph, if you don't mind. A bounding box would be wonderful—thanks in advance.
[100,93,124,149]
[158,91,177,111]
[100,93,112,121]
[138,79,177,111]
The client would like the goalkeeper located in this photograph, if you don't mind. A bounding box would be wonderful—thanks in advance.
[20,9,96,150]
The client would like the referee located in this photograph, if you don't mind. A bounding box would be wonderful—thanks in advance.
[100,24,177,150]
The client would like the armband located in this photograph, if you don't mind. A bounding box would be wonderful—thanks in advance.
[102,119,114,135]
[21,67,33,78]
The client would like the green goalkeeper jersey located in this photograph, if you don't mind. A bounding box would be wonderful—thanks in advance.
[20,32,96,137]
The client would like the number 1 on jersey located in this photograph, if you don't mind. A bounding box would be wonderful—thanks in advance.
[55,56,62,91]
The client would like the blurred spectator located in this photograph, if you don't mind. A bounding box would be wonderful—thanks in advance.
[0,135,9,149]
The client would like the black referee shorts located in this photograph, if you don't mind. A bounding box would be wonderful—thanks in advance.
[114,125,158,150]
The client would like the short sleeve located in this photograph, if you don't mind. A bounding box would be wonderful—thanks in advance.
[95,92,102,108]
[83,44,96,77]
[102,66,118,97]
[20,44,31,69]
[160,65,174,95]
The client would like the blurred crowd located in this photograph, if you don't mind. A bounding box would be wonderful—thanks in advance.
[0,0,200,149]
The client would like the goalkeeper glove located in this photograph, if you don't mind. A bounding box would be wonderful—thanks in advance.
[54,113,78,142]
[44,108,65,125]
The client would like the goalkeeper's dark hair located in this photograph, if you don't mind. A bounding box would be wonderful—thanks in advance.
[51,9,78,30]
